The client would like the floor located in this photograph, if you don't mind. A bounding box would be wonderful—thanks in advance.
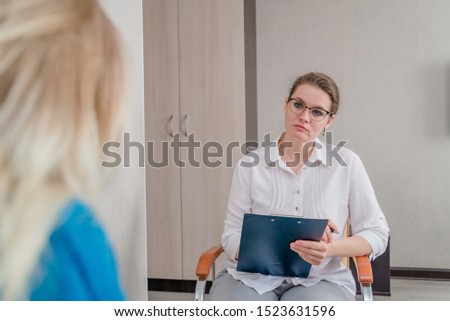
[148,278,450,301]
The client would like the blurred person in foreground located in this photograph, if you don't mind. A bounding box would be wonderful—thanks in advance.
[0,0,126,300]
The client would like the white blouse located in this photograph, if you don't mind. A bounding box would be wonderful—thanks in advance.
[221,135,389,295]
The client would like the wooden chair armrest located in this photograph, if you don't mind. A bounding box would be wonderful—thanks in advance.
[353,255,373,285]
[196,246,224,281]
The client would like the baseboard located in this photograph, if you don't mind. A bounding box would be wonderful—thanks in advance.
[391,267,450,280]
[148,278,211,293]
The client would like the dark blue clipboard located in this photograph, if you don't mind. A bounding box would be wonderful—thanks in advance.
[236,213,328,278]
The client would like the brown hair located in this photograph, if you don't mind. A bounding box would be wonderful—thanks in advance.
[288,72,340,115]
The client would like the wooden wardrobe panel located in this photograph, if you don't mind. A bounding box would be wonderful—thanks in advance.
[178,0,246,279]
[144,0,183,279]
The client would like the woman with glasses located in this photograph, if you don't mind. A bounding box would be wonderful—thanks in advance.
[209,72,389,300]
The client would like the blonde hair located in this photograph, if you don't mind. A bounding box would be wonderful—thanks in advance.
[0,0,124,299]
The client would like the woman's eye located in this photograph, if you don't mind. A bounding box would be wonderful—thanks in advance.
[312,109,325,116]
[293,101,303,109]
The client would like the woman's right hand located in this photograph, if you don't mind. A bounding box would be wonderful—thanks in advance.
[321,220,339,244]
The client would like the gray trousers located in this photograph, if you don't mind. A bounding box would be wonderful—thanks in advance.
[208,270,355,301]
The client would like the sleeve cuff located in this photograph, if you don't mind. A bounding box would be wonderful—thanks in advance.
[353,230,388,261]
[223,236,240,262]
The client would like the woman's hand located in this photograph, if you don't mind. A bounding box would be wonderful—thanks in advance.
[289,220,338,265]
[290,240,329,266]
[321,220,339,244]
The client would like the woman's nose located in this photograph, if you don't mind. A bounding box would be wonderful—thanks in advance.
[298,108,311,122]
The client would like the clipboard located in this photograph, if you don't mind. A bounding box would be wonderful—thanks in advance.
[236,213,328,278]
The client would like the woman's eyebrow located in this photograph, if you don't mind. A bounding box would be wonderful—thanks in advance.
[291,97,327,110]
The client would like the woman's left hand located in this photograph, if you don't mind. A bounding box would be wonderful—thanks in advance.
[290,240,329,266]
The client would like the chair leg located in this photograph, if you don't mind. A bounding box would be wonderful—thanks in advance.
[194,280,207,301]
[361,284,373,301]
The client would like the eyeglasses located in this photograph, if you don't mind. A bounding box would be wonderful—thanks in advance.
[287,98,332,122]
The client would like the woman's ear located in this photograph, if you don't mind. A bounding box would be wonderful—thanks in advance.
[284,98,289,113]
[324,114,335,130]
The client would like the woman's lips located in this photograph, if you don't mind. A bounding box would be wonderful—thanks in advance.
[294,124,308,132]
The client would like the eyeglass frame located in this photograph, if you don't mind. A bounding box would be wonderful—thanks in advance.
[287,97,333,122]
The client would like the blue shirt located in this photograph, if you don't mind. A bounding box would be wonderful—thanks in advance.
[30,200,125,300]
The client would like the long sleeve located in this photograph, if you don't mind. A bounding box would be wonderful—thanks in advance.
[221,157,253,262]
[347,155,390,260]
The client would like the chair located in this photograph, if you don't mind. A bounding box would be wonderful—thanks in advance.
[194,246,374,301]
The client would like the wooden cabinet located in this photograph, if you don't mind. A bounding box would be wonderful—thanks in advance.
[144,0,246,280]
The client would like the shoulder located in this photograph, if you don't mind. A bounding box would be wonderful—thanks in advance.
[55,199,102,237]
[236,146,272,168]
[333,145,360,164]
[51,200,113,256]
[315,138,362,168]
[52,199,119,277]
[31,199,125,300]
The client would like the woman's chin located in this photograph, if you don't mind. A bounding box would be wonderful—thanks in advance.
[287,130,311,143]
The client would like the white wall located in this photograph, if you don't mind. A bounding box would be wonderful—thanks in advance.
[256,0,450,268]
[99,0,147,300]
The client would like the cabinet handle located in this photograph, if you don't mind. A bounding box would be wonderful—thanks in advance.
[167,114,174,137]
[183,113,190,137]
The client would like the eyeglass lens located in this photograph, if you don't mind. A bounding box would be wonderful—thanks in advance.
[289,99,328,121]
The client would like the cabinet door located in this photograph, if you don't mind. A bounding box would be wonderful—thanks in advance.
[144,0,183,279]
[178,0,246,279]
